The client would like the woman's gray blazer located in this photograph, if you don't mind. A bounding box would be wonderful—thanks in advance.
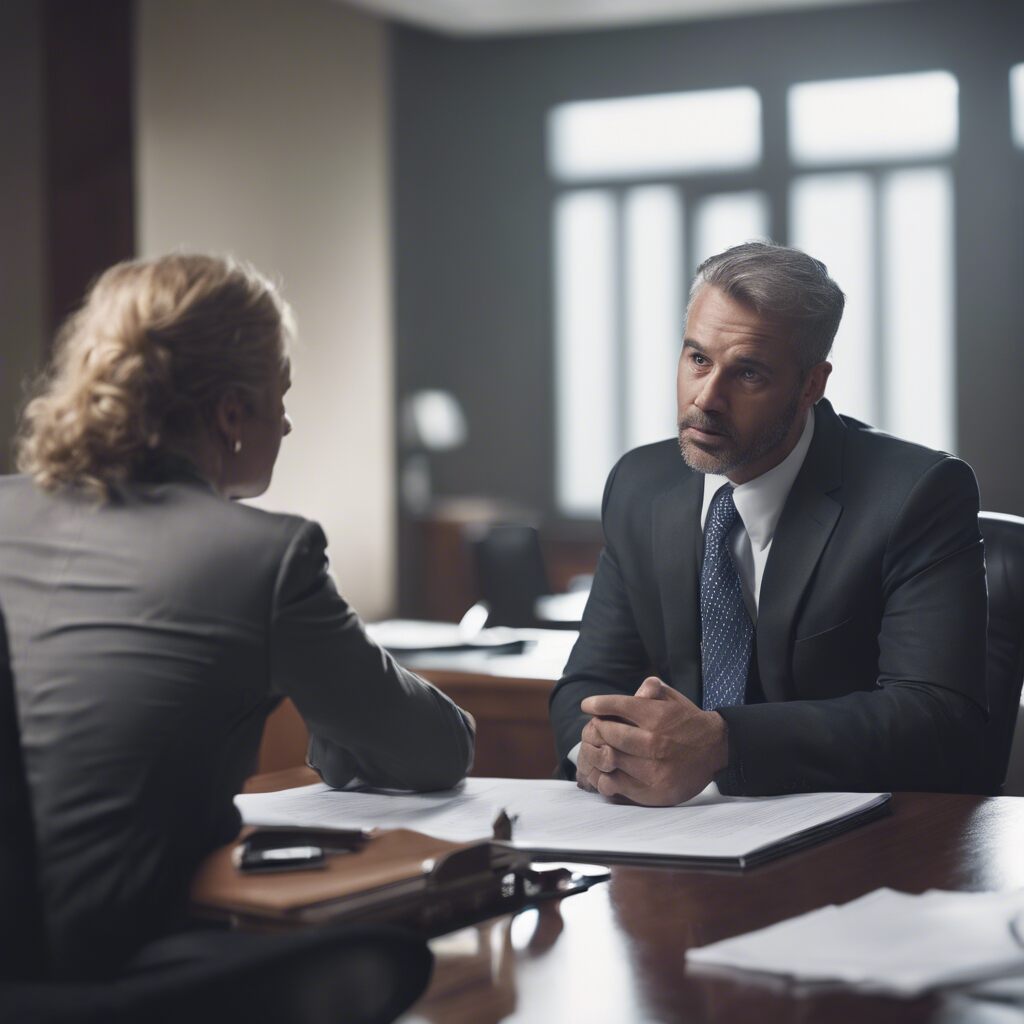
[0,463,473,977]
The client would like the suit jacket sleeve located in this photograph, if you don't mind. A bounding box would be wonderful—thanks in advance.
[269,520,475,791]
[717,456,989,795]
[549,460,655,777]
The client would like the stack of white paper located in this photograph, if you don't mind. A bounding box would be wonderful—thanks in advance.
[235,778,888,867]
[686,888,1024,997]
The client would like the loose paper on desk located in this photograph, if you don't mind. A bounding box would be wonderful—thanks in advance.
[364,619,523,653]
[235,778,888,868]
[366,621,578,679]
[686,888,1024,997]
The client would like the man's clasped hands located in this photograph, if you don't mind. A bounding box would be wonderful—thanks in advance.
[575,678,730,807]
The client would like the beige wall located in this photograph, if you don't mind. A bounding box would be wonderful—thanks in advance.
[0,0,46,473]
[136,0,395,616]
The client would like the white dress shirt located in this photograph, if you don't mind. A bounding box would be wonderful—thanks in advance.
[699,410,814,621]
[567,410,815,769]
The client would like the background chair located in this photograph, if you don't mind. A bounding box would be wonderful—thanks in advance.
[978,512,1024,795]
[0,608,433,1024]
[471,523,552,628]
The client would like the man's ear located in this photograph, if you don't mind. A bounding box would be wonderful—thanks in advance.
[213,390,246,449]
[802,361,832,407]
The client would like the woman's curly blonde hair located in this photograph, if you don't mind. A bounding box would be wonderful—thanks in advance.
[17,253,292,499]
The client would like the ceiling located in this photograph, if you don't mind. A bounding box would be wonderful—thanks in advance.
[341,0,912,37]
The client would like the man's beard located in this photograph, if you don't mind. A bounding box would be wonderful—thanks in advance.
[677,389,802,477]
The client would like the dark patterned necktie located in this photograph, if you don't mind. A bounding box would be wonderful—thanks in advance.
[700,484,754,711]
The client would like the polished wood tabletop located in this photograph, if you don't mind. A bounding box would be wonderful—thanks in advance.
[392,791,1024,1024]
[241,773,1024,1021]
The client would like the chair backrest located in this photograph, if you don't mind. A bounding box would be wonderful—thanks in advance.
[0,606,49,980]
[978,512,1024,792]
[472,524,551,628]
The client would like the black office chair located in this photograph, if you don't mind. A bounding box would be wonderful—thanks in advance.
[979,512,1024,794]
[0,608,48,985]
[472,523,551,628]
[0,609,433,1024]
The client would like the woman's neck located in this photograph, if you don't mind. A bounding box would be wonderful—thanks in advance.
[161,434,225,495]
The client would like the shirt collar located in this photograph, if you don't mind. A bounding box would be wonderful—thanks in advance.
[700,408,815,551]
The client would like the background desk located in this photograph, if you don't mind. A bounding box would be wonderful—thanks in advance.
[257,629,576,780]
[256,622,1024,796]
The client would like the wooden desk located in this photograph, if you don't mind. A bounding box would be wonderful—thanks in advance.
[257,629,575,779]
[257,672,554,780]
[394,792,1024,1023]
[238,773,1024,1021]
[412,669,554,779]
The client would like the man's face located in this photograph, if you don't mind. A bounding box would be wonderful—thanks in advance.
[676,285,829,484]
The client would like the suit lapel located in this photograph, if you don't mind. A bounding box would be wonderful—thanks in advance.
[652,472,704,703]
[756,401,844,702]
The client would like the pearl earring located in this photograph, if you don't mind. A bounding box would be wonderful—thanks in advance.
[233,439,242,454]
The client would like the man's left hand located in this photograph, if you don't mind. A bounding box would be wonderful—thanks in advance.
[579,678,729,806]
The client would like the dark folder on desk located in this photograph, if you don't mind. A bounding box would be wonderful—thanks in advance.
[190,828,527,932]
[518,793,894,870]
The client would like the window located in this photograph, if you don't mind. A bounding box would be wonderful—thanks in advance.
[551,72,958,515]
[553,184,692,514]
[788,71,957,453]
[554,191,618,516]
[693,191,769,270]
[624,187,682,452]
[548,88,761,181]
[1012,64,1024,150]
[789,174,876,426]
[551,88,766,514]
[788,71,958,165]
[789,168,955,453]
[880,168,954,452]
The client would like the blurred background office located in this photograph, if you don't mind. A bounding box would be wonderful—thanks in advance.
[2,0,1023,625]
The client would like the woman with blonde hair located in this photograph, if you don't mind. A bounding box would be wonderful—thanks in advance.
[0,253,474,980]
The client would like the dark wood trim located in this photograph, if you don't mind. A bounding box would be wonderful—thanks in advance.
[42,0,135,344]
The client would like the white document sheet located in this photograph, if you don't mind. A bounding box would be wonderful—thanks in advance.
[686,888,1024,997]
[365,620,525,652]
[235,778,888,865]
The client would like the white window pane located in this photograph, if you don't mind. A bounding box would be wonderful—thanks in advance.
[692,191,769,270]
[624,187,682,450]
[881,168,955,453]
[1012,64,1024,149]
[549,88,761,181]
[789,71,958,165]
[554,191,618,515]
[789,173,876,425]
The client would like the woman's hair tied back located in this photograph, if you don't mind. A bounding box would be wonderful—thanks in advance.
[17,252,292,499]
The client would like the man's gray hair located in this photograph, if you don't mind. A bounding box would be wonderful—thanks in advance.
[688,241,845,370]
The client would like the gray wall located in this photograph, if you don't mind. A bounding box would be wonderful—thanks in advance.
[392,0,1024,526]
[0,0,46,472]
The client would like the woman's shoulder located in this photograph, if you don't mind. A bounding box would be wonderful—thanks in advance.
[153,480,316,553]
[217,496,318,556]
[1,472,318,567]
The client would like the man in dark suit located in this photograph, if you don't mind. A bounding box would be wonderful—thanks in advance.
[549,242,987,804]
